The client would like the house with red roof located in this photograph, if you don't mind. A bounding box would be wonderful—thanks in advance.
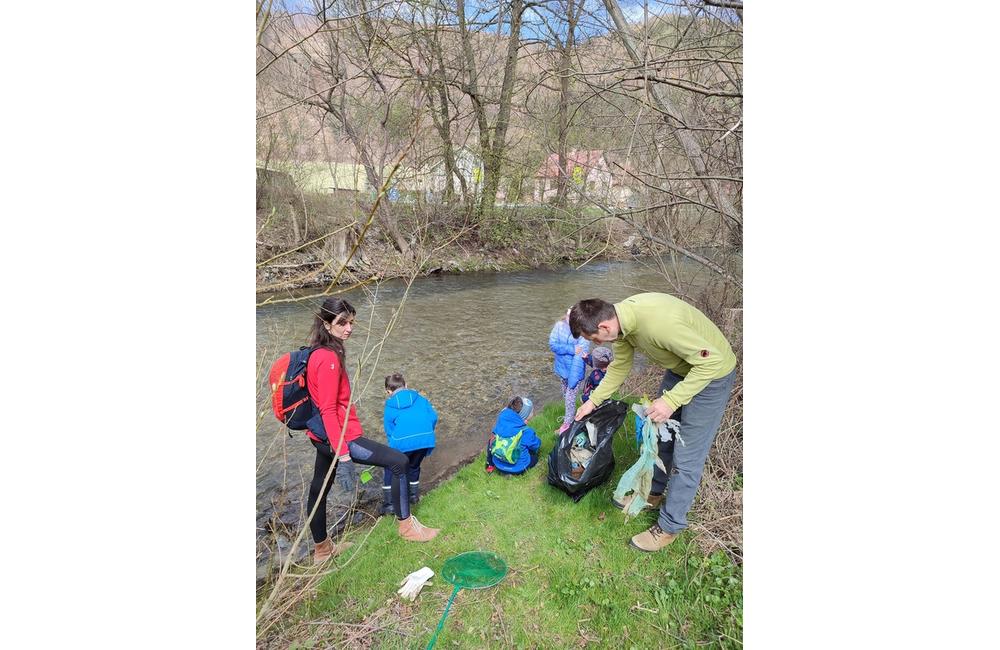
[532,149,637,208]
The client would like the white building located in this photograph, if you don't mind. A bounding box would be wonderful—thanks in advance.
[532,150,637,208]
[422,146,483,202]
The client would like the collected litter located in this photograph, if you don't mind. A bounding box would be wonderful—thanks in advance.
[613,401,683,519]
[547,400,628,501]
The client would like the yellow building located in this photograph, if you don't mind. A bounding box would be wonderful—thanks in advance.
[257,160,422,195]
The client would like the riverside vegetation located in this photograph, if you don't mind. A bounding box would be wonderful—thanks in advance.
[254,179,716,297]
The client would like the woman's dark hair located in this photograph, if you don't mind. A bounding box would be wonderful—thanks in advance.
[508,396,523,413]
[309,297,356,363]
[385,372,406,392]
[569,298,616,338]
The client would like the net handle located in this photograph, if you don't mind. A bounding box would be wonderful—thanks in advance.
[425,584,462,650]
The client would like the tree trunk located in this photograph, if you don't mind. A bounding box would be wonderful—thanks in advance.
[555,0,579,208]
[287,201,302,244]
[456,0,492,211]
[478,0,525,217]
[555,65,569,207]
[426,86,458,203]
[430,30,460,203]
[344,120,412,260]
[457,0,490,153]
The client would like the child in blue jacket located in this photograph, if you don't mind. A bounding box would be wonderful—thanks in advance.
[485,396,541,476]
[549,309,590,435]
[382,373,438,514]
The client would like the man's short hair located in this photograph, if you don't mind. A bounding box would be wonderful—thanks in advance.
[569,298,616,338]
[385,372,406,392]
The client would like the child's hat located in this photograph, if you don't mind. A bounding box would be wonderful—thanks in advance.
[518,397,533,421]
[591,347,613,365]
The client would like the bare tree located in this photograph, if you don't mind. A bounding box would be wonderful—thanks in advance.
[265,3,421,259]
[601,0,741,240]
[533,0,584,207]
[455,0,528,217]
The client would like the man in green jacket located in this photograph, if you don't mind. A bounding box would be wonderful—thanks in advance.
[570,293,737,553]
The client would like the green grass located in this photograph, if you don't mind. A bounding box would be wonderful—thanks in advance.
[292,401,742,648]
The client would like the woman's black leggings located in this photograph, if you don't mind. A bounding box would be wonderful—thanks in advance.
[307,437,412,543]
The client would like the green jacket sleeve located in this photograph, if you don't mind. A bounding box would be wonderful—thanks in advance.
[588,339,634,406]
[655,327,729,410]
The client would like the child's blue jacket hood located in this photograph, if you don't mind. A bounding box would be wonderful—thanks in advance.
[383,388,437,454]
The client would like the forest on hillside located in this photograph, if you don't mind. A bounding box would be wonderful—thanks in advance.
[256,0,742,314]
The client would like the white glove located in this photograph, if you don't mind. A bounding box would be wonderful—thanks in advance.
[397,566,434,601]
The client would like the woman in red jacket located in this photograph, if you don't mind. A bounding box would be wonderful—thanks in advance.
[305,297,440,564]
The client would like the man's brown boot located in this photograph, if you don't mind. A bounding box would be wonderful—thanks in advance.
[398,515,440,543]
[314,538,353,564]
[612,492,664,511]
[629,524,677,553]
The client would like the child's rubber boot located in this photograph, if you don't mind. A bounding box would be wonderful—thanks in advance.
[398,515,439,542]
[408,481,420,505]
[380,486,394,516]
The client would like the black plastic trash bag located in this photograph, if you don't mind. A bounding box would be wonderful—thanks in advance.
[547,400,628,502]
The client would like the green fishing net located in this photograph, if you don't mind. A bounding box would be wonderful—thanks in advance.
[427,551,508,649]
[441,551,508,589]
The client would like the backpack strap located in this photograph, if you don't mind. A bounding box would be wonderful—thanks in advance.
[289,345,320,439]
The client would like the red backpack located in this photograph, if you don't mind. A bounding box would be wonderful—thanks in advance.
[268,346,316,433]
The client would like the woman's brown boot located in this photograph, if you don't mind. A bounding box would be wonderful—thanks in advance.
[397,515,440,542]
[314,537,353,564]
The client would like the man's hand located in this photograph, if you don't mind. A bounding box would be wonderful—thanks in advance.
[645,397,675,424]
[575,400,596,421]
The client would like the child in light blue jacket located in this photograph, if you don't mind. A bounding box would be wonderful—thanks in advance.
[381,373,438,514]
[549,310,590,435]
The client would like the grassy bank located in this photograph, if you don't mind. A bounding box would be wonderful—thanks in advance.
[261,400,742,649]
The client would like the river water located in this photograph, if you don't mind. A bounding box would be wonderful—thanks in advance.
[255,256,731,574]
